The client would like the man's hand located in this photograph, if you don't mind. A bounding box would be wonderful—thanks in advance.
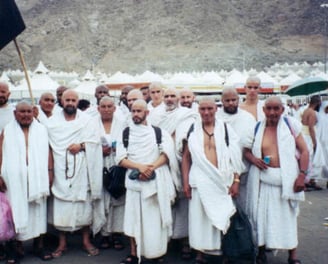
[294,174,305,193]
[102,145,112,157]
[0,176,7,192]
[138,164,155,181]
[253,158,268,170]
[229,182,239,198]
[67,143,82,155]
[183,184,192,199]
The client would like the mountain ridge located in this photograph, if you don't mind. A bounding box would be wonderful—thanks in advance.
[0,0,326,74]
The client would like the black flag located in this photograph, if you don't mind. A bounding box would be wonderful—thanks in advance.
[0,0,26,50]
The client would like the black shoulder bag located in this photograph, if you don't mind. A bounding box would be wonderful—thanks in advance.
[103,127,130,199]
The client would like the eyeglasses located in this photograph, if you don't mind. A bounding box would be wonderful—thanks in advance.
[246,86,259,89]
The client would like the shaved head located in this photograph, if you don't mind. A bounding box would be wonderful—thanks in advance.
[132,99,147,110]
[264,96,283,107]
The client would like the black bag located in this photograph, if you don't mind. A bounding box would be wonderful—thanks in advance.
[103,125,161,199]
[222,202,256,261]
[103,166,127,199]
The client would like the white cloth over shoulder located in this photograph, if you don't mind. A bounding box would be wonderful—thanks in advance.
[216,108,256,156]
[94,113,126,234]
[246,116,305,244]
[47,110,103,233]
[0,104,14,132]
[1,120,49,235]
[115,123,177,260]
[148,106,198,159]
[188,118,244,233]
[317,101,328,178]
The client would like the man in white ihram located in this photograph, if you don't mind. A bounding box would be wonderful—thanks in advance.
[46,90,103,258]
[148,88,198,259]
[182,97,244,263]
[116,99,179,264]
[244,96,309,264]
[216,87,256,210]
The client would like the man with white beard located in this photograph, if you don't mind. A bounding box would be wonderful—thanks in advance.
[149,88,198,260]
[116,99,178,264]
[216,87,256,210]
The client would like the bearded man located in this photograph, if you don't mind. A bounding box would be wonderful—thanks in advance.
[46,90,103,258]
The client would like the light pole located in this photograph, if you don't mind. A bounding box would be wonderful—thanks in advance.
[320,3,328,73]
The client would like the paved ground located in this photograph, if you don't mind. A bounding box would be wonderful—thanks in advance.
[4,185,328,264]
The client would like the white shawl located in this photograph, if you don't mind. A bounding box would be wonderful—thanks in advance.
[115,123,177,259]
[149,106,198,160]
[47,110,103,201]
[188,119,244,233]
[1,120,49,233]
[246,116,305,232]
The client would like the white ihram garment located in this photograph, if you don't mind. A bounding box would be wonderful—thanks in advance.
[246,117,304,249]
[116,123,177,260]
[1,120,49,240]
[188,119,244,253]
[46,110,103,233]
[95,114,126,235]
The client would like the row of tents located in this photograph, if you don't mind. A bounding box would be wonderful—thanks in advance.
[1,61,328,101]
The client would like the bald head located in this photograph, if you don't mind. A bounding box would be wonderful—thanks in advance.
[244,76,261,101]
[120,85,134,106]
[263,96,285,125]
[14,101,34,127]
[127,89,144,110]
[132,99,147,110]
[56,86,69,107]
[149,82,164,107]
[222,87,239,98]
[131,99,148,125]
[95,85,109,104]
[62,90,79,116]
[39,92,55,117]
[264,96,283,107]
[98,96,116,121]
[179,88,195,108]
[164,88,179,111]
[0,81,10,107]
[99,95,115,105]
[221,87,239,114]
[198,97,217,124]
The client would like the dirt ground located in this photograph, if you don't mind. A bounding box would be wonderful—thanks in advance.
[5,184,328,264]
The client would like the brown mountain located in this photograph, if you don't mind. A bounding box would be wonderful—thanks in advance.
[0,0,326,74]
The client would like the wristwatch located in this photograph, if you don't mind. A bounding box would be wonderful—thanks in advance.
[300,169,308,175]
[80,142,85,151]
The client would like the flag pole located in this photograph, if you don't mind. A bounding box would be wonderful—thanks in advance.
[13,38,35,105]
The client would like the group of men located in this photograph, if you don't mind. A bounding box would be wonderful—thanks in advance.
[0,76,320,264]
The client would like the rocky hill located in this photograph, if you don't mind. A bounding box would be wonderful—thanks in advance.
[0,0,326,74]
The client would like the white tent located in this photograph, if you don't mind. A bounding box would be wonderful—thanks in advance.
[224,69,247,88]
[11,73,59,100]
[34,61,49,74]
[107,71,135,84]
[134,71,164,83]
